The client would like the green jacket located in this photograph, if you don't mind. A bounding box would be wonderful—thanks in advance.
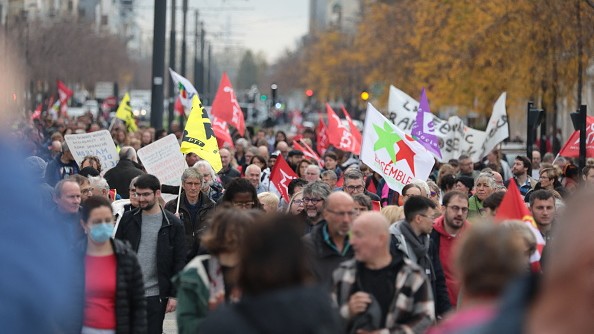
[468,195,483,217]
[173,255,211,334]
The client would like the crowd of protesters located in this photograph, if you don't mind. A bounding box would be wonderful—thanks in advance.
[7,112,594,334]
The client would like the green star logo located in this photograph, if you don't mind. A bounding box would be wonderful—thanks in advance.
[373,121,402,163]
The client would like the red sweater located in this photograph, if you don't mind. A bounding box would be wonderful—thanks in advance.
[433,216,468,307]
[84,254,117,329]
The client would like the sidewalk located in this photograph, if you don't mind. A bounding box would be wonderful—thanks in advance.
[164,312,177,333]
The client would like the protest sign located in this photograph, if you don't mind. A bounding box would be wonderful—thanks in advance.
[137,134,188,202]
[65,130,119,173]
[388,85,508,162]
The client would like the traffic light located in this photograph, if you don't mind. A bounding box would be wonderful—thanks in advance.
[260,94,268,102]
[305,89,314,97]
[360,91,370,101]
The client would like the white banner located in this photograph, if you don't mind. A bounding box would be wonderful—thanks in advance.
[65,130,119,173]
[388,85,508,162]
[481,92,509,156]
[137,134,188,202]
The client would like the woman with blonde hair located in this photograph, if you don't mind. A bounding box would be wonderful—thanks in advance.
[381,205,404,224]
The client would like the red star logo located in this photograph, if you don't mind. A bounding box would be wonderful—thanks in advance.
[396,141,416,175]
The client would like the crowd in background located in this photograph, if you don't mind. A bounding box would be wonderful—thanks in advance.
[7,112,594,333]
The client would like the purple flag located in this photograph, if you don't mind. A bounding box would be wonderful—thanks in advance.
[412,88,442,159]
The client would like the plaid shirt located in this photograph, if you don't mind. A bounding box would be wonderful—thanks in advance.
[332,258,435,334]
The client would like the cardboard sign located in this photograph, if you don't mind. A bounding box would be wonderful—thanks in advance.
[65,130,119,173]
[137,134,188,202]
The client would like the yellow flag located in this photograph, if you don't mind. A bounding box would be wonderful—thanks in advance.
[115,93,137,132]
[180,95,222,172]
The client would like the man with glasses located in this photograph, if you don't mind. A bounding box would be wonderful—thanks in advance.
[389,196,451,318]
[303,191,356,291]
[165,168,215,261]
[116,174,186,334]
[343,169,381,201]
[430,191,470,308]
[302,181,332,232]
[457,154,479,179]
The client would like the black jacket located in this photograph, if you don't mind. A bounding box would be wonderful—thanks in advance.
[303,221,354,291]
[73,239,147,334]
[104,159,145,199]
[200,286,343,334]
[115,207,187,298]
[164,191,216,261]
[217,165,241,188]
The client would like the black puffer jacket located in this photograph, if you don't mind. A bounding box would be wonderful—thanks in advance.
[164,191,216,261]
[115,207,187,298]
[75,239,147,334]
[111,239,147,334]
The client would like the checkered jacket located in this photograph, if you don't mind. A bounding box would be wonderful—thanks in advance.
[332,258,435,334]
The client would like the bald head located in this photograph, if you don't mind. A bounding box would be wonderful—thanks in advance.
[353,211,390,238]
[326,191,354,207]
[351,211,391,265]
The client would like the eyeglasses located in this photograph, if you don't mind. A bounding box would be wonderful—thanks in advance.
[232,201,254,208]
[184,181,202,187]
[293,199,304,205]
[430,191,438,197]
[303,197,324,204]
[345,185,364,192]
[135,191,154,198]
[325,208,357,217]
[447,205,469,213]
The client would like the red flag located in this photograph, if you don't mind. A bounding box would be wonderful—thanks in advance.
[31,104,42,120]
[495,178,546,272]
[57,80,73,118]
[558,116,594,158]
[316,116,329,156]
[341,105,362,148]
[57,80,73,104]
[269,155,298,202]
[212,116,234,149]
[211,72,245,136]
[293,139,323,166]
[174,96,185,116]
[326,103,359,155]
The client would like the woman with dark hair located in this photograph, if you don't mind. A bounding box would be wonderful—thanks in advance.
[220,178,263,210]
[297,159,312,178]
[200,215,343,333]
[273,130,288,148]
[78,196,146,334]
[175,208,256,334]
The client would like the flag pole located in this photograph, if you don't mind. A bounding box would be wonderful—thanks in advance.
[176,153,186,214]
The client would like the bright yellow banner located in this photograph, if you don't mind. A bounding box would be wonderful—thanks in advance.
[180,95,222,172]
[115,93,137,132]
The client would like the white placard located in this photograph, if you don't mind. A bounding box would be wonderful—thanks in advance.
[65,130,119,173]
[137,134,188,202]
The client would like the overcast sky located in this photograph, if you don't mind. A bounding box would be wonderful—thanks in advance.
[136,0,309,62]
